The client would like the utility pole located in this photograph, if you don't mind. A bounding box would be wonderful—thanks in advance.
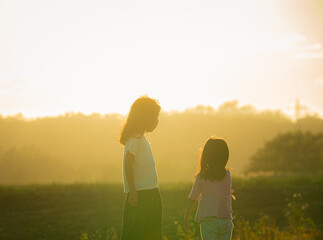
[294,98,307,121]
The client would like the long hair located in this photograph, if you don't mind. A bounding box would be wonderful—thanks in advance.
[120,96,161,145]
[196,137,229,181]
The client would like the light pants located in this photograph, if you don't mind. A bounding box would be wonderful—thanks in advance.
[200,218,233,240]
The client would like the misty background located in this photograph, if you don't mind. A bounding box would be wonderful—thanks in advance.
[1,101,322,185]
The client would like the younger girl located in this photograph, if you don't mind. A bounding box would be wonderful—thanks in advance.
[183,137,233,240]
[120,96,162,240]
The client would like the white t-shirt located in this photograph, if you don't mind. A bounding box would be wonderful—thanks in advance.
[123,135,158,193]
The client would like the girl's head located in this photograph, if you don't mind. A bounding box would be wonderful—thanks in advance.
[120,96,161,145]
[197,136,229,181]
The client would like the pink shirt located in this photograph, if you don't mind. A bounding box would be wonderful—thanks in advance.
[188,170,232,222]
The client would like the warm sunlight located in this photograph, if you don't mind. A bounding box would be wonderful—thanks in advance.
[1,1,323,239]
[1,0,323,117]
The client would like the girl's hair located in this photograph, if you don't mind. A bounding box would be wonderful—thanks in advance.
[119,96,161,145]
[196,136,229,181]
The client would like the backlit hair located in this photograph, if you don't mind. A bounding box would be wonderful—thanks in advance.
[120,96,161,145]
[196,136,229,181]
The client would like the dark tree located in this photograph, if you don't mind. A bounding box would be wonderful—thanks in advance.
[247,131,323,174]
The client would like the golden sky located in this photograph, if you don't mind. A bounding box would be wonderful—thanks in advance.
[1,0,323,117]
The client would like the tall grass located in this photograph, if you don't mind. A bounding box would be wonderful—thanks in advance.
[80,193,322,240]
[1,179,322,240]
[233,194,321,240]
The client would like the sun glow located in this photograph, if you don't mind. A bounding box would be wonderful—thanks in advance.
[1,0,323,117]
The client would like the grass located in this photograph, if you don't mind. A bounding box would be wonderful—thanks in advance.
[0,177,322,240]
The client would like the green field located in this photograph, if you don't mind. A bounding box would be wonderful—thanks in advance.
[1,177,322,240]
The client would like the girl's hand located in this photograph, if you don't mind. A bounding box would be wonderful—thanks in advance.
[182,219,189,233]
[128,191,138,206]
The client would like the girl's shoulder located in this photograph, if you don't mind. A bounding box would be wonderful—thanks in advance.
[224,169,232,182]
[225,169,231,177]
[195,172,206,182]
[124,136,144,155]
[125,136,142,147]
[193,173,203,186]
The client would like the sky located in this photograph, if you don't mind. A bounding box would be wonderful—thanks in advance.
[1,0,323,118]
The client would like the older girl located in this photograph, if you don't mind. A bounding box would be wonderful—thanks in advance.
[120,96,162,240]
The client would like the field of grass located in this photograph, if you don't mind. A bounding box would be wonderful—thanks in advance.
[0,177,322,240]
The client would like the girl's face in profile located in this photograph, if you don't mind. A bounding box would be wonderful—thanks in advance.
[146,113,159,132]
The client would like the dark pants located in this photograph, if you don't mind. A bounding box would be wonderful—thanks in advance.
[121,188,163,240]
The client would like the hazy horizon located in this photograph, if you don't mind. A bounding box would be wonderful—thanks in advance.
[1,99,323,120]
[1,104,322,185]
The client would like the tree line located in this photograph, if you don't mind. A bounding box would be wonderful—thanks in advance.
[1,101,322,184]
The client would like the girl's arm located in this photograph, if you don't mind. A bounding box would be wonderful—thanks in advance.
[183,175,202,233]
[183,198,198,233]
[125,151,138,206]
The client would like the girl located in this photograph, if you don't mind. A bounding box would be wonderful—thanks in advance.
[120,96,162,240]
[183,137,233,240]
